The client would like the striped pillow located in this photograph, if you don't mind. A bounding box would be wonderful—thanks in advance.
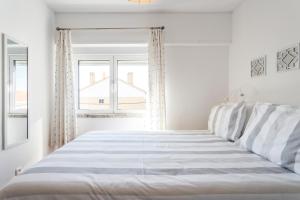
[239,103,300,174]
[209,102,247,141]
[208,104,223,132]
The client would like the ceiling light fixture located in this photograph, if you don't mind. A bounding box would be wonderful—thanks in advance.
[128,0,153,4]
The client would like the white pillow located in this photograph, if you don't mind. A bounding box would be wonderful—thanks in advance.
[208,104,223,132]
[239,103,300,174]
[209,101,247,141]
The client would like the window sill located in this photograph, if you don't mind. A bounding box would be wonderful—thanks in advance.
[8,113,27,118]
[77,113,144,118]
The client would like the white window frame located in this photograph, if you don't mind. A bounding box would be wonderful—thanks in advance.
[74,54,148,115]
[8,55,27,114]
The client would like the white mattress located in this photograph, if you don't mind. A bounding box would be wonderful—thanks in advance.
[1,130,300,200]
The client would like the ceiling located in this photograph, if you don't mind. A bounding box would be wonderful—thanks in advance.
[45,0,245,13]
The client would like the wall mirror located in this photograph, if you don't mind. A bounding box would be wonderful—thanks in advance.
[2,34,28,149]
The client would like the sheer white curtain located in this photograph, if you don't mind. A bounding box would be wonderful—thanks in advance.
[147,29,166,130]
[50,30,77,150]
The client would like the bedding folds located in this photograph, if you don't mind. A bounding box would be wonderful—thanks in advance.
[1,130,300,200]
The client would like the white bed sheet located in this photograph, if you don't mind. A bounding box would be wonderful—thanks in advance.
[1,130,300,200]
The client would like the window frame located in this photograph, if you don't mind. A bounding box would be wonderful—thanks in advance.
[74,54,148,115]
[8,55,28,114]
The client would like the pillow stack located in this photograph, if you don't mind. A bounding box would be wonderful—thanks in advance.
[208,101,247,141]
[239,103,300,174]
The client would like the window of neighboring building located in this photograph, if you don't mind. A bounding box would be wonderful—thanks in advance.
[76,55,148,113]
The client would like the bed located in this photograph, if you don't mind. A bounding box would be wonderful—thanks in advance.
[1,130,300,200]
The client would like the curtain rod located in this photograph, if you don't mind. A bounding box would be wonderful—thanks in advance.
[56,26,165,31]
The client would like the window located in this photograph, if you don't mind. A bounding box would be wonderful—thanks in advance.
[76,55,148,113]
[78,60,111,110]
[9,57,28,114]
[117,60,148,111]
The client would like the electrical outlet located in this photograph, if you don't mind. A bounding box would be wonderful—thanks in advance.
[15,167,23,176]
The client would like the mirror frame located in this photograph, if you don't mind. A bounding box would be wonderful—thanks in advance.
[1,33,29,150]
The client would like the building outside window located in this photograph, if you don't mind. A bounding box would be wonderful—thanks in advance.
[76,55,148,114]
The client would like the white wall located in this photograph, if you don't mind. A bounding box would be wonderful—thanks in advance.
[0,0,55,187]
[166,46,228,129]
[56,13,231,44]
[56,13,230,131]
[229,0,300,105]
[77,118,146,134]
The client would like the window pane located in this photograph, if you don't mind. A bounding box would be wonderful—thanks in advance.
[79,60,110,110]
[117,60,148,110]
[13,60,27,112]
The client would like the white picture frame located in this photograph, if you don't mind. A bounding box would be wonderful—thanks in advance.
[251,56,267,77]
[277,44,300,72]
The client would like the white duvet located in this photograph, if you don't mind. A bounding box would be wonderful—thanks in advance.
[1,130,300,200]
